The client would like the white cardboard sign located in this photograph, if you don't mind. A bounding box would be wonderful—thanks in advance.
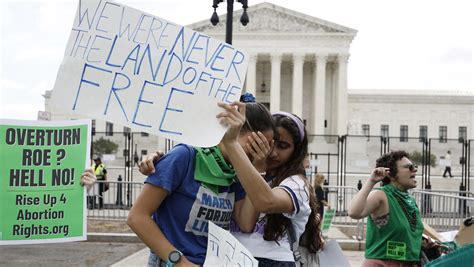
[52,0,249,147]
[204,221,258,267]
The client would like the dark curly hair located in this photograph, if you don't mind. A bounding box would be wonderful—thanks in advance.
[263,114,323,253]
[376,150,410,185]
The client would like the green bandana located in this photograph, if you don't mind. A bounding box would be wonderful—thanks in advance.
[384,183,418,231]
[194,146,236,194]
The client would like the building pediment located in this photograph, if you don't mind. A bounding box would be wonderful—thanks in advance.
[188,2,357,36]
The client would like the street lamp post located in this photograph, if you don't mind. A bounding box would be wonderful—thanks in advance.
[211,0,249,45]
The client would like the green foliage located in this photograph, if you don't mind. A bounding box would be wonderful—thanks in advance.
[92,137,118,156]
[410,151,437,167]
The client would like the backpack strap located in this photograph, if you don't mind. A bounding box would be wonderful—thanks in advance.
[287,223,301,262]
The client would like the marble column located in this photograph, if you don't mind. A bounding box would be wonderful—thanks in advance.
[245,54,257,96]
[291,53,305,118]
[336,54,349,135]
[270,53,282,113]
[313,53,328,134]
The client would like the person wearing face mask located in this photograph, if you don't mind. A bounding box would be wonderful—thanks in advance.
[348,151,424,267]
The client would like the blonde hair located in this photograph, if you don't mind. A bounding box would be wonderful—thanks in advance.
[314,173,325,187]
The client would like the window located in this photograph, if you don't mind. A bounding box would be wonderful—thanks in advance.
[92,120,96,136]
[106,122,114,136]
[141,132,149,137]
[141,150,148,156]
[362,124,370,136]
[362,124,370,141]
[459,126,467,142]
[123,126,131,136]
[381,125,389,138]
[439,126,447,143]
[419,126,428,142]
[400,125,408,142]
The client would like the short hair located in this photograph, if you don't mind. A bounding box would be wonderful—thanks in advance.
[375,150,409,185]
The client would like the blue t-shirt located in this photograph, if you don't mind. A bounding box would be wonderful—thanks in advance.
[145,144,246,265]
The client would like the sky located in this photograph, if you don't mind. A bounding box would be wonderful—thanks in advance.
[1,0,472,120]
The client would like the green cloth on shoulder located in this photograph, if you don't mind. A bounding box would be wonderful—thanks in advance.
[194,146,236,194]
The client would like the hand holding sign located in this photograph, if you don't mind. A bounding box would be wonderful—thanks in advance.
[0,119,91,245]
[51,0,249,147]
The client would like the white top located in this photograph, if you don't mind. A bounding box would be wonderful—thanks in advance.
[445,153,452,167]
[232,175,311,261]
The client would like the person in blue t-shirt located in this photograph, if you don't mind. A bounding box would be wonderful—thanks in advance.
[140,106,325,267]
[127,98,275,266]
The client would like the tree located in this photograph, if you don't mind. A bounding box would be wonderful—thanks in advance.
[410,151,437,167]
[92,137,118,157]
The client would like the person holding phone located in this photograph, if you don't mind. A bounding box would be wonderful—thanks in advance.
[348,151,423,267]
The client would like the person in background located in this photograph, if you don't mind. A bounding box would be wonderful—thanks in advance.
[313,173,330,220]
[442,150,453,178]
[89,157,107,209]
[348,151,423,267]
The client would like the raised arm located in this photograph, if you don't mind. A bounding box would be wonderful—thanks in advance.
[348,167,389,219]
[217,102,294,214]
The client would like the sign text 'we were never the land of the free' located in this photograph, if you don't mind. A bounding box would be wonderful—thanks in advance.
[51,0,249,147]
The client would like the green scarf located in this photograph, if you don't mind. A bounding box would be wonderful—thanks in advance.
[384,183,419,231]
[194,146,236,194]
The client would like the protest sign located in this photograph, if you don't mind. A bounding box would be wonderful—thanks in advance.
[321,208,336,233]
[318,239,351,267]
[51,0,249,147]
[204,221,258,267]
[0,119,90,245]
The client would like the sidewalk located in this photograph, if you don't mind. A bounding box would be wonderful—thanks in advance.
[111,245,365,267]
[0,221,366,266]
[111,226,366,266]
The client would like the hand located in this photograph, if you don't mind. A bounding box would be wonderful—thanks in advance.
[80,168,97,189]
[138,151,163,175]
[368,167,390,184]
[246,132,273,172]
[216,101,246,144]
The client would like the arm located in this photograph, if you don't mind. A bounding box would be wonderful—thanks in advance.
[127,184,197,267]
[217,102,294,214]
[348,167,389,219]
[233,196,259,232]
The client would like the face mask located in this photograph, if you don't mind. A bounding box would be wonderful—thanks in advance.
[305,168,312,177]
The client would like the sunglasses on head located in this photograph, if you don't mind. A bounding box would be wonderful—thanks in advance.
[400,163,418,171]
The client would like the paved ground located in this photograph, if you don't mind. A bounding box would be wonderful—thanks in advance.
[0,242,145,267]
[0,220,366,267]
[0,220,366,266]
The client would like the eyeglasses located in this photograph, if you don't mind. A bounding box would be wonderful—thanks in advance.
[400,164,418,171]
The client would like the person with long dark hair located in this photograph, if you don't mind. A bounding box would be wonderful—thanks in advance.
[222,108,323,266]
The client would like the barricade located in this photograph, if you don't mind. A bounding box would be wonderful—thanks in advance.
[87,180,144,220]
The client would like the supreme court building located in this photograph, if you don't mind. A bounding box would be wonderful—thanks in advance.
[44,2,474,162]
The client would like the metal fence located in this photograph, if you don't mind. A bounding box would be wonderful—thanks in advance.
[411,190,474,232]
[87,180,143,220]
